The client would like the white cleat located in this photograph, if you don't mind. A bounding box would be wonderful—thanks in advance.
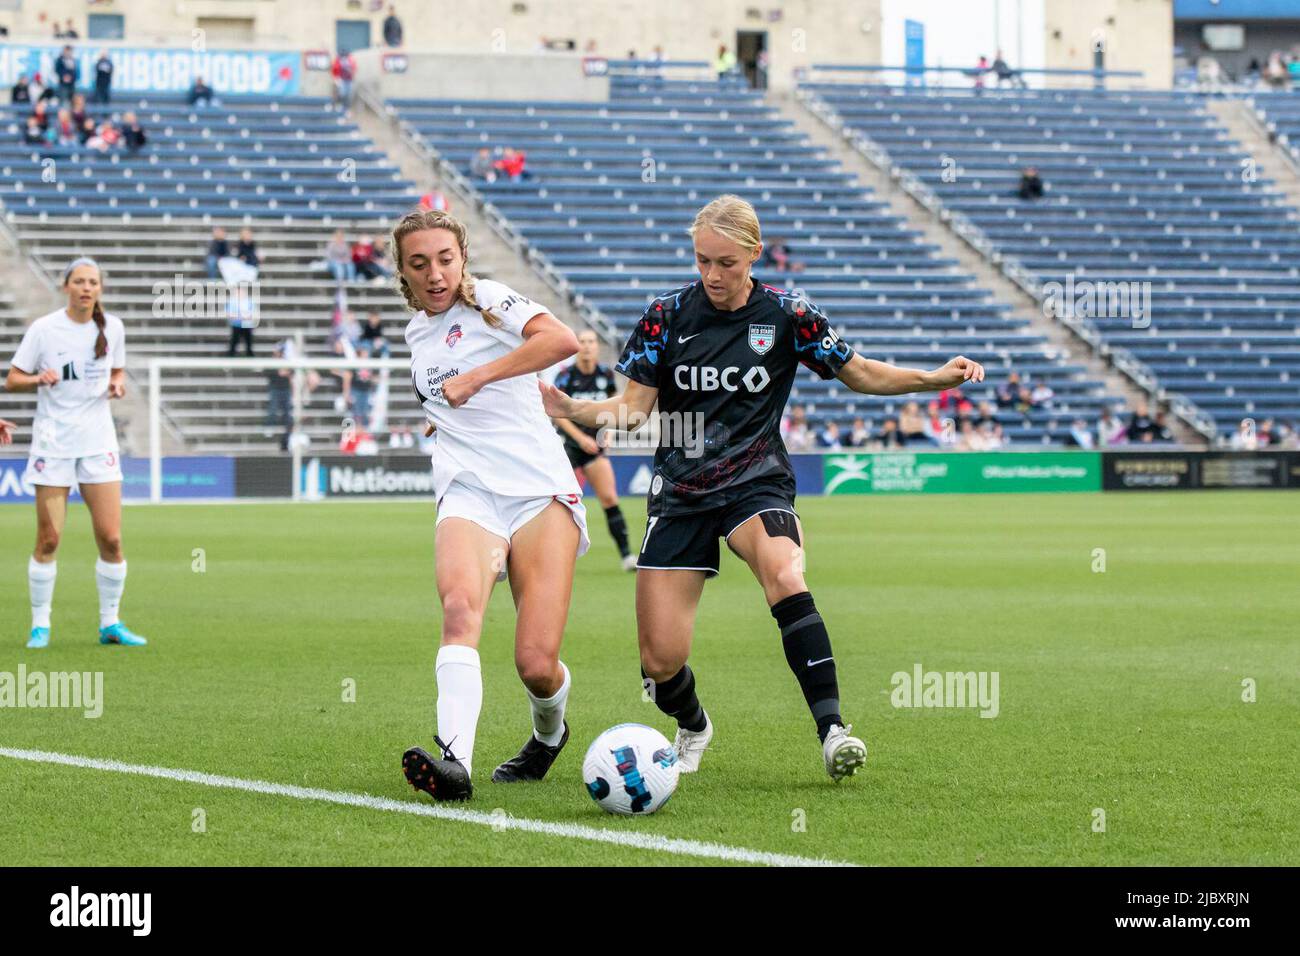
[621,554,638,572]
[823,724,867,782]
[673,711,713,773]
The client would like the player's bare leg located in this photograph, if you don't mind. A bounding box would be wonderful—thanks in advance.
[728,512,865,781]
[583,456,634,570]
[404,517,502,801]
[492,501,581,782]
[82,480,144,646]
[636,568,712,771]
[26,485,68,648]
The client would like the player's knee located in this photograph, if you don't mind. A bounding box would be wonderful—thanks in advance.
[639,643,687,683]
[440,591,482,641]
[96,532,123,561]
[35,529,61,559]
[515,647,559,691]
[764,565,806,603]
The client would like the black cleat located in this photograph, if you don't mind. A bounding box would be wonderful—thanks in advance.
[491,722,570,783]
[402,735,473,802]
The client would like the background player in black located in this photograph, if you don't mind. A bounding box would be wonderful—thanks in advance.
[551,330,635,571]
[542,195,985,782]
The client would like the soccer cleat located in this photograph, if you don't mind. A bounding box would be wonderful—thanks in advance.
[403,735,473,802]
[673,711,713,774]
[822,724,867,782]
[99,622,147,646]
[26,627,50,649]
[621,554,638,572]
[491,721,569,783]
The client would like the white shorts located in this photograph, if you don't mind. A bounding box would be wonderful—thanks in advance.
[24,451,123,488]
[436,476,590,581]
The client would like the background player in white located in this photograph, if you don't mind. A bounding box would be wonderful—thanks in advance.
[0,418,15,443]
[551,330,636,570]
[544,195,984,782]
[5,257,147,649]
[393,209,589,802]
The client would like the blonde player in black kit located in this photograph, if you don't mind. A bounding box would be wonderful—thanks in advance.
[551,330,636,571]
[543,195,985,781]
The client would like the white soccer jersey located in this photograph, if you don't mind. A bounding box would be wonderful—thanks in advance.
[406,279,581,500]
[9,308,126,458]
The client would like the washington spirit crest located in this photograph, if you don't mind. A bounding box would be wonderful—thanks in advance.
[748,323,775,355]
[445,323,463,347]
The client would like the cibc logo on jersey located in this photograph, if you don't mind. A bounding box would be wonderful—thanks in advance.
[673,365,771,393]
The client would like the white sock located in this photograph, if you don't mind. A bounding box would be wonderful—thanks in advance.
[528,661,570,747]
[95,558,127,629]
[435,644,482,777]
[29,557,56,629]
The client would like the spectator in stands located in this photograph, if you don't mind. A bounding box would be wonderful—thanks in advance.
[383,6,404,48]
[206,227,231,279]
[470,147,497,182]
[325,229,356,283]
[1151,410,1176,443]
[714,44,737,79]
[332,50,357,110]
[11,74,31,104]
[1097,407,1126,446]
[54,45,78,104]
[22,118,47,146]
[265,341,294,438]
[781,404,813,452]
[331,332,356,413]
[77,117,95,145]
[898,400,930,445]
[956,419,986,451]
[876,418,903,450]
[817,420,844,450]
[85,120,119,152]
[226,284,257,357]
[419,189,450,212]
[69,93,87,129]
[351,346,376,426]
[1030,381,1054,408]
[1264,52,1290,90]
[236,227,260,273]
[62,20,79,39]
[992,51,1026,89]
[1126,401,1155,443]
[32,73,58,105]
[1017,166,1044,200]
[358,310,389,357]
[53,108,77,145]
[493,146,532,182]
[1229,418,1258,451]
[973,55,988,93]
[848,417,870,448]
[29,100,50,131]
[1066,418,1095,449]
[188,76,214,107]
[121,112,147,155]
[760,237,804,273]
[93,51,113,105]
[352,234,391,282]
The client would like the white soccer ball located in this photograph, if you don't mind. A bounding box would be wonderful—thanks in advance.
[583,723,680,816]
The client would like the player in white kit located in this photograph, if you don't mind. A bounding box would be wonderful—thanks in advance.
[5,257,147,649]
[392,209,589,802]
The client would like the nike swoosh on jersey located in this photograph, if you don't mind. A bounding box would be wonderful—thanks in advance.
[677,333,700,343]
[806,656,834,667]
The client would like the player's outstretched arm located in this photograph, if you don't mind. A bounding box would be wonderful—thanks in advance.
[540,378,658,432]
[441,313,578,408]
[836,353,985,396]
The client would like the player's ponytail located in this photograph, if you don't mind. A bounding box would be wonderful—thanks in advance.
[390,208,503,329]
[62,255,108,358]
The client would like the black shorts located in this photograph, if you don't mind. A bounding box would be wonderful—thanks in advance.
[564,442,603,469]
[636,483,798,577]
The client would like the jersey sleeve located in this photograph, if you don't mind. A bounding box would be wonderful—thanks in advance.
[477,280,548,337]
[10,322,42,373]
[791,298,855,380]
[615,303,669,387]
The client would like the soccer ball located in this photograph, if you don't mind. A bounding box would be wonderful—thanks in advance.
[583,723,680,815]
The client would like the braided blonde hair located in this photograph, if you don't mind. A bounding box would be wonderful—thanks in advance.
[389,208,503,328]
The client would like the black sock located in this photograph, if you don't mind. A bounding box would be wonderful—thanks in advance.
[771,591,842,742]
[604,504,630,558]
[642,665,707,732]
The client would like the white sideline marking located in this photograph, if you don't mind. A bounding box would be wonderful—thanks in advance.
[0,747,854,867]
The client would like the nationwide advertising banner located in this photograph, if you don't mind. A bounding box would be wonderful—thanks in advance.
[824,452,1102,495]
[0,44,301,96]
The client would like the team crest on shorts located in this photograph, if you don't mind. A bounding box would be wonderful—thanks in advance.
[748,323,775,355]
[33,458,45,472]
[445,323,463,347]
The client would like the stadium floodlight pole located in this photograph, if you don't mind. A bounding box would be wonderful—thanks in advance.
[147,356,410,504]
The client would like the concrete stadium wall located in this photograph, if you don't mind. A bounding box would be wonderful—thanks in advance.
[1042,0,1174,88]
[352,49,607,103]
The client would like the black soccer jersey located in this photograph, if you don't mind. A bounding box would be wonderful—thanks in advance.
[616,279,855,516]
[554,361,617,444]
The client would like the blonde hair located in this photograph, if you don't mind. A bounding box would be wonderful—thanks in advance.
[688,194,762,257]
[389,208,503,328]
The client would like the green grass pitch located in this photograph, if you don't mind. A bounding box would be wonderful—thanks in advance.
[0,491,1295,866]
